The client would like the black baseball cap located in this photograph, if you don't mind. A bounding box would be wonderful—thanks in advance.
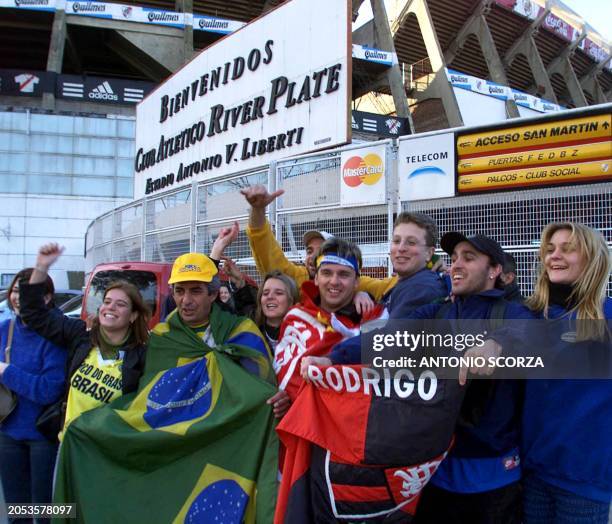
[441,232,505,266]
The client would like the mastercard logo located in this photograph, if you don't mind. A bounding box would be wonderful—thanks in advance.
[342,154,384,187]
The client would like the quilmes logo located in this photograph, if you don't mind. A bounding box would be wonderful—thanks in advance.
[14,0,49,6]
[72,1,106,12]
[148,11,180,22]
[121,6,133,18]
[199,17,229,30]
[89,81,118,101]
[450,74,469,83]
[488,85,506,95]
[364,49,389,61]
[342,154,384,187]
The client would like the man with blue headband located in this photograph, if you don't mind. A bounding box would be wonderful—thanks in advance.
[273,237,387,401]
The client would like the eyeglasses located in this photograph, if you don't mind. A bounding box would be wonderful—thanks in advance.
[391,239,429,248]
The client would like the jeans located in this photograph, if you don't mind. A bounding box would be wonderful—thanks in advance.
[523,473,611,524]
[0,432,58,524]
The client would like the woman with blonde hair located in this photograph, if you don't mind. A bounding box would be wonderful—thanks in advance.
[522,222,611,523]
[254,270,300,351]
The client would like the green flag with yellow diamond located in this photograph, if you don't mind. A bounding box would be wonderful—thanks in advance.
[54,305,279,523]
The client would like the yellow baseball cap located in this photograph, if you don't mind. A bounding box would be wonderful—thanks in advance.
[168,253,218,284]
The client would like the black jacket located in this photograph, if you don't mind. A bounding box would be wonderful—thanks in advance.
[19,280,146,394]
[503,282,525,303]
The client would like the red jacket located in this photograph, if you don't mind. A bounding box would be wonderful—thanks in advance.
[273,280,387,400]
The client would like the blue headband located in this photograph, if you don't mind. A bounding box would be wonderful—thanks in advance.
[316,253,359,275]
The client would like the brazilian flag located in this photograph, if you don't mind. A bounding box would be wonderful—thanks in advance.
[54,305,279,524]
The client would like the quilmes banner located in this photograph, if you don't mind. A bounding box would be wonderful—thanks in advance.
[1,0,247,34]
[65,1,185,28]
[398,132,455,201]
[457,110,612,193]
[133,0,350,199]
[446,69,562,113]
[351,44,394,66]
[0,0,56,11]
[340,144,386,207]
[192,14,245,34]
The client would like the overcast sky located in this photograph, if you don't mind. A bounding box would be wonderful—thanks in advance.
[562,0,611,41]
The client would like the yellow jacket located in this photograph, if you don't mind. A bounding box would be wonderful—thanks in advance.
[246,220,397,301]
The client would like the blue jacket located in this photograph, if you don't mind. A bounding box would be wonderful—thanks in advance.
[331,289,534,493]
[407,290,534,493]
[0,317,67,441]
[384,268,448,319]
[521,298,612,503]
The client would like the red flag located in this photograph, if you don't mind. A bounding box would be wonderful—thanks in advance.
[275,364,464,523]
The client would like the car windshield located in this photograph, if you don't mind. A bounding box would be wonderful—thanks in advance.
[85,270,158,318]
[59,295,84,313]
[55,292,81,308]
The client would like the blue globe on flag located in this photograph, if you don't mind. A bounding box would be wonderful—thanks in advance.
[185,480,249,523]
[144,358,213,428]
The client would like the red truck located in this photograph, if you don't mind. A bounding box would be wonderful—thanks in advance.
[81,261,257,329]
[81,262,173,328]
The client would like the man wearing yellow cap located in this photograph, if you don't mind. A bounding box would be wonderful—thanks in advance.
[167,252,290,417]
[168,253,224,330]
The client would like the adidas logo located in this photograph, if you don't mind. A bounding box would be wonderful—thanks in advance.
[88,81,118,101]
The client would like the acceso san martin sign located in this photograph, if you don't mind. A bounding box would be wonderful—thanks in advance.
[134,0,350,198]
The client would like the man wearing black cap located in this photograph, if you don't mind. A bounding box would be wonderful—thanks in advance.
[500,252,525,303]
[411,232,532,524]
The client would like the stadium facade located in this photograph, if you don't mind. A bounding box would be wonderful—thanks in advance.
[0,0,610,288]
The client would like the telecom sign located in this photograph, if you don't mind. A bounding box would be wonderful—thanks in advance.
[133,0,350,199]
[398,133,455,201]
[457,111,612,193]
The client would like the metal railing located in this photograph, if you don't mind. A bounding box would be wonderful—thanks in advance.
[85,138,611,296]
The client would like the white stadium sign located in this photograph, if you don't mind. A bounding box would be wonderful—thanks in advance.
[134,0,350,198]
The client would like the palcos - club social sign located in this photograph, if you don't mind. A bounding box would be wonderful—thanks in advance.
[340,145,386,207]
[457,111,612,193]
[134,0,350,199]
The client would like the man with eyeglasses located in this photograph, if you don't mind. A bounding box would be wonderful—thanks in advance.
[312,212,448,366]
[384,212,448,318]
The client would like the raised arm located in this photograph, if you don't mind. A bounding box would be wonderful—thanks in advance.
[210,221,239,261]
[241,185,309,285]
[20,243,88,353]
[240,185,284,230]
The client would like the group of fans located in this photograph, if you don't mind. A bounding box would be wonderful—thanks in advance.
[0,183,610,524]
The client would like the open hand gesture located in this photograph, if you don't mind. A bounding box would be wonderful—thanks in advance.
[240,185,284,209]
